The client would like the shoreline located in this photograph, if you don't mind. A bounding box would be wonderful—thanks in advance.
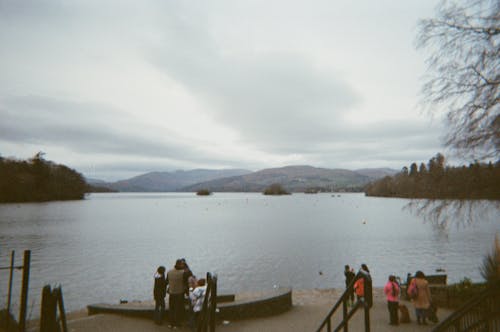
[26,287,452,331]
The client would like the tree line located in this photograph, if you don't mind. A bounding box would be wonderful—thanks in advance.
[365,153,500,200]
[0,153,87,203]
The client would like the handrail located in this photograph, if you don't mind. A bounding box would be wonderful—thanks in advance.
[431,281,500,332]
[315,271,371,332]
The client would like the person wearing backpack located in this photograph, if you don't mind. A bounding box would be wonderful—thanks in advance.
[384,275,400,325]
[408,271,431,325]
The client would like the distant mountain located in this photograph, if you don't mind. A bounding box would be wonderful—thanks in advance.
[181,165,394,193]
[100,169,252,192]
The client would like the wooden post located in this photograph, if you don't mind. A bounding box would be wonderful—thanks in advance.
[342,297,348,332]
[7,250,15,315]
[40,285,56,332]
[363,274,370,332]
[209,274,217,332]
[5,250,15,332]
[19,250,31,332]
[198,273,211,332]
[364,303,370,332]
[55,287,68,332]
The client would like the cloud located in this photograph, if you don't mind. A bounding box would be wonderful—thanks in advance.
[0,0,449,180]
[0,95,210,162]
[148,1,362,153]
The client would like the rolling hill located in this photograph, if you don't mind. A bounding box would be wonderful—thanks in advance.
[181,165,397,192]
[97,169,252,192]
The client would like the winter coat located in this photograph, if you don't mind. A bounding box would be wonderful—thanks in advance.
[384,281,400,302]
[412,277,431,309]
[154,273,167,300]
[167,268,186,295]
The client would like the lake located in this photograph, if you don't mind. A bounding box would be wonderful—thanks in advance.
[0,192,499,316]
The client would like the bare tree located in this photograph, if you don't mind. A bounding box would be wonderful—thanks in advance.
[416,0,500,160]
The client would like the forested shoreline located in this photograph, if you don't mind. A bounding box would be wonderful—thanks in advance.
[0,153,88,203]
[365,153,500,200]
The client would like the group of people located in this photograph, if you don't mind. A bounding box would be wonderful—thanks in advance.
[344,264,434,326]
[344,264,373,308]
[153,258,207,329]
[153,260,435,328]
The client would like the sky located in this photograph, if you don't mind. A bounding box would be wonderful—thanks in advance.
[0,0,449,181]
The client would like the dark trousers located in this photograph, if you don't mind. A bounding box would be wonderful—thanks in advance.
[154,298,165,324]
[189,311,200,332]
[388,301,399,324]
[169,293,185,326]
[346,285,354,302]
[416,308,427,323]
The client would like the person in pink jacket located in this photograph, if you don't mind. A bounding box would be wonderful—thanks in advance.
[384,275,400,325]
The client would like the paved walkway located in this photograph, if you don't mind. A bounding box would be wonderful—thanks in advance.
[28,289,453,332]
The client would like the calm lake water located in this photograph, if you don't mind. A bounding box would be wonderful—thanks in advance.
[0,193,499,316]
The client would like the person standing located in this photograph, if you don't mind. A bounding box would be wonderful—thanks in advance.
[189,278,207,331]
[353,276,365,303]
[344,265,356,304]
[384,275,400,325]
[182,258,197,291]
[167,259,187,328]
[359,264,373,308]
[153,266,167,325]
[409,271,432,325]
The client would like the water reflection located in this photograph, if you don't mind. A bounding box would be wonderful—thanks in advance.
[405,199,500,228]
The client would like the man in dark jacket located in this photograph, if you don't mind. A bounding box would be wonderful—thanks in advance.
[153,266,167,325]
[344,265,355,303]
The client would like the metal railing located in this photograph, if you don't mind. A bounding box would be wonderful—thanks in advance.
[198,272,217,332]
[432,281,500,332]
[315,272,371,332]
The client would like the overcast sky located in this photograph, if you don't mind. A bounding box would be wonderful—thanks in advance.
[0,0,450,181]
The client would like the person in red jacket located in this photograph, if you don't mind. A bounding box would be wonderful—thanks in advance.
[353,264,373,308]
[354,277,364,299]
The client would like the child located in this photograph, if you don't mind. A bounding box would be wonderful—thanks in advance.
[189,279,207,331]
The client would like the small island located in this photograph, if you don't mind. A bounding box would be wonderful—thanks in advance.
[263,183,290,195]
[196,189,212,196]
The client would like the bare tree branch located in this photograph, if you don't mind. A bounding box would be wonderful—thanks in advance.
[416,0,500,160]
